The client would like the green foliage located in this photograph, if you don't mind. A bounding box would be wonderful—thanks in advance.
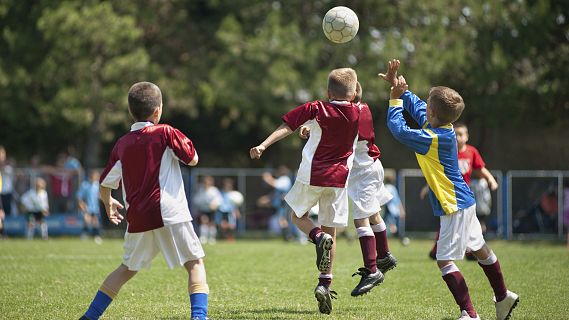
[0,0,566,166]
[1,239,568,319]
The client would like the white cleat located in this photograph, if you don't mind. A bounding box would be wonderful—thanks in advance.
[494,290,519,320]
[458,310,480,320]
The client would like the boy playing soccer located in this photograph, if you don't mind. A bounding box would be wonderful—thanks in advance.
[427,122,499,259]
[80,82,209,320]
[300,82,398,297]
[380,60,518,320]
[250,68,360,314]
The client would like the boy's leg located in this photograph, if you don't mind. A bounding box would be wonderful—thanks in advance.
[438,260,478,319]
[40,219,48,240]
[291,212,333,272]
[369,213,397,273]
[26,216,34,240]
[351,217,385,296]
[314,226,336,314]
[82,264,137,320]
[184,259,209,320]
[429,229,440,260]
[473,244,519,320]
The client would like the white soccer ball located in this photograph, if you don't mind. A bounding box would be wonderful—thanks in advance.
[228,191,244,207]
[322,6,359,44]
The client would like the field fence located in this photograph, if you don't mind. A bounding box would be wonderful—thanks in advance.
[4,167,568,240]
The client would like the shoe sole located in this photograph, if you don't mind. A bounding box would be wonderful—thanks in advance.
[314,290,332,314]
[503,297,520,320]
[351,274,384,297]
[317,236,334,272]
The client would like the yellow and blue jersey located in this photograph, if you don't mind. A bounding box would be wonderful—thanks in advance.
[387,90,475,216]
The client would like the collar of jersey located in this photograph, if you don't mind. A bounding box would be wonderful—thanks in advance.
[131,121,154,131]
[329,100,352,105]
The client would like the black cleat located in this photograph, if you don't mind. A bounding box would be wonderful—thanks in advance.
[315,233,333,272]
[377,252,398,274]
[350,267,384,296]
[314,284,337,314]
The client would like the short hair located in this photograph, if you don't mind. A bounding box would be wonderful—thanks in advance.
[327,68,357,100]
[127,82,162,121]
[453,122,468,130]
[354,81,362,103]
[428,86,465,125]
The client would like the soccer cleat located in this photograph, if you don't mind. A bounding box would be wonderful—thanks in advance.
[494,290,519,320]
[314,284,337,314]
[315,233,334,272]
[350,267,384,296]
[457,310,480,320]
[377,252,398,274]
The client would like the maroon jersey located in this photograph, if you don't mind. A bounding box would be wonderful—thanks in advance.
[353,103,381,168]
[100,122,196,233]
[282,100,359,188]
[458,144,486,185]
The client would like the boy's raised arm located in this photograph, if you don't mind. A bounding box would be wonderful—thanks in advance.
[250,123,293,159]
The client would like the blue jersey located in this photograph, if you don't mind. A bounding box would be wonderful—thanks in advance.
[387,90,475,216]
[77,180,100,215]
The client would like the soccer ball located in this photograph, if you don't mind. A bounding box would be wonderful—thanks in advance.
[322,6,359,44]
[228,191,244,207]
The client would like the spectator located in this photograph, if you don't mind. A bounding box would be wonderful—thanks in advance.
[470,178,492,234]
[513,186,558,234]
[49,153,75,213]
[77,170,103,244]
[21,177,50,240]
[382,170,406,239]
[0,146,15,216]
[192,176,222,244]
[215,178,243,241]
[261,166,300,242]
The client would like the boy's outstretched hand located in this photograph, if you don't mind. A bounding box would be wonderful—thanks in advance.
[390,75,409,100]
[250,145,266,159]
[106,197,124,225]
[378,59,401,86]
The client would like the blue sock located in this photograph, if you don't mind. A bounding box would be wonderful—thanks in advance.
[84,290,113,320]
[190,293,208,319]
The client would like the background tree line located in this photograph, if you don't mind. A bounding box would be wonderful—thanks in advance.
[0,0,567,170]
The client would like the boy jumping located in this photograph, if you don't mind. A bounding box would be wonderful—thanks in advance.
[381,60,518,320]
[80,82,209,320]
[250,68,360,314]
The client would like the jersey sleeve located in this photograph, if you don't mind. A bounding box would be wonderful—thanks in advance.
[471,146,486,170]
[281,102,317,131]
[400,90,428,128]
[100,144,122,189]
[387,99,432,155]
[164,126,196,165]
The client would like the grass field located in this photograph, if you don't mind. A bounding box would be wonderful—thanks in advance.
[1,238,568,319]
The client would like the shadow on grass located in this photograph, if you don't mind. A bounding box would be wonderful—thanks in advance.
[211,307,316,319]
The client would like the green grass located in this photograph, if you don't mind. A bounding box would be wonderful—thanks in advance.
[1,238,568,319]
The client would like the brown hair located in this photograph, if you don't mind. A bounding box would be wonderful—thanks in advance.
[428,86,465,125]
[327,68,357,100]
[453,122,467,130]
[128,82,162,121]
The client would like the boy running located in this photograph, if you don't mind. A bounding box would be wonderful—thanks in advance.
[80,82,209,320]
[250,68,360,314]
[300,82,397,297]
[381,60,518,320]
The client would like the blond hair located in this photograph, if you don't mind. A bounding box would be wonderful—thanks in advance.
[327,68,357,100]
[428,86,465,125]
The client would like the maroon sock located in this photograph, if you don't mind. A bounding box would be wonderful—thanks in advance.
[374,230,389,259]
[318,276,332,288]
[479,261,507,302]
[309,227,323,243]
[442,271,477,318]
[358,236,377,272]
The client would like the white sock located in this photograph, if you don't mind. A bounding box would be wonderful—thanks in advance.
[440,263,460,276]
[371,222,386,233]
[356,226,374,238]
[478,251,498,265]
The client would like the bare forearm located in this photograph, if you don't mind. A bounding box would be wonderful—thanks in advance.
[99,186,113,208]
[260,124,293,149]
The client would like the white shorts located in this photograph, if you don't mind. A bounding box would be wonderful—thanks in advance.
[348,160,393,220]
[122,221,205,271]
[285,181,349,227]
[436,205,485,261]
